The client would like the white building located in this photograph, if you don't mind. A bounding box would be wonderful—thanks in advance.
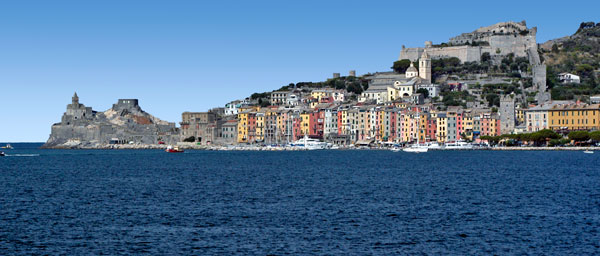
[225,100,247,116]
[558,73,581,84]
[359,89,387,104]
[415,84,440,98]
[270,91,290,106]
[286,94,300,106]
[324,108,338,137]
[525,100,573,132]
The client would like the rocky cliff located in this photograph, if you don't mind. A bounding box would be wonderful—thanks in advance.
[42,93,181,149]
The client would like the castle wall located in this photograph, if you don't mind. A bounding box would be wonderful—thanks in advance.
[400,46,486,63]
[400,22,538,64]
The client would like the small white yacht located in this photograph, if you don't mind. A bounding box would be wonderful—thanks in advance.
[443,141,474,150]
[289,135,328,150]
[402,145,428,153]
[425,142,442,150]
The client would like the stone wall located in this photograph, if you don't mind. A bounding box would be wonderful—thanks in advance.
[399,22,537,64]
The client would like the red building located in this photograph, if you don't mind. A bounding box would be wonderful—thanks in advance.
[309,111,325,138]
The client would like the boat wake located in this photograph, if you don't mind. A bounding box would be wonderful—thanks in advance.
[5,154,40,157]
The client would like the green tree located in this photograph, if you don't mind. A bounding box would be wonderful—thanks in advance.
[391,59,413,73]
[334,80,346,90]
[575,64,595,78]
[481,52,491,62]
[568,131,590,141]
[589,131,600,142]
[485,94,500,107]
[258,98,269,107]
[346,83,363,94]
[416,88,429,98]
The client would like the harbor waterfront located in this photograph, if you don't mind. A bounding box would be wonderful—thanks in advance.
[0,145,598,254]
[40,21,600,150]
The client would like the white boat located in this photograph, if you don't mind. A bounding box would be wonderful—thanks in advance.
[0,151,5,157]
[425,142,442,150]
[444,141,474,150]
[583,150,594,154]
[402,146,428,153]
[402,141,429,153]
[289,135,327,150]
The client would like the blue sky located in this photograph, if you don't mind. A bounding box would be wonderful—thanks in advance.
[1,0,598,142]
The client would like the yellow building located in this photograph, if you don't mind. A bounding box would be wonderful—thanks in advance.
[418,113,427,142]
[339,109,348,135]
[300,112,310,136]
[436,113,448,143]
[237,111,250,143]
[515,107,525,124]
[387,81,414,102]
[255,111,265,142]
[548,103,600,131]
[310,90,330,101]
[462,113,474,140]
[400,112,418,142]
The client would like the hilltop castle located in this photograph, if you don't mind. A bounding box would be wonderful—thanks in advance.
[400,21,537,63]
[400,21,550,103]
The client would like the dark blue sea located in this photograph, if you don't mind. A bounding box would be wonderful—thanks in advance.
[1,143,599,255]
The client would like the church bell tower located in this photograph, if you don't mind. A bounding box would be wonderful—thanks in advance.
[419,51,432,83]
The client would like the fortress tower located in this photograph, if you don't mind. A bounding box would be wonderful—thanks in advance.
[72,92,79,105]
[419,51,431,83]
[63,92,94,123]
[500,94,516,135]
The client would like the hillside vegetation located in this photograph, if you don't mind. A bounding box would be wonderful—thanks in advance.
[540,22,600,100]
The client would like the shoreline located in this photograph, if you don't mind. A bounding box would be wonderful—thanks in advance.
[39,143,600,151]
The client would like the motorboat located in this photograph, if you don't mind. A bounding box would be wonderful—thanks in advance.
[165,146,184,153]
[289,135,327,150]
[425,142,442,150]
[1,144,13,149]
[402,142,429,153]
[0,152,5,157]
[444,141,474,150]
[402,146,428,153]
[583,150,594,154]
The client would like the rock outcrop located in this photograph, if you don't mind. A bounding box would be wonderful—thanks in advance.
[42,93,180,149]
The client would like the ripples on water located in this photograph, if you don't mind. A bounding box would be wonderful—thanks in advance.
[0,145,599,254]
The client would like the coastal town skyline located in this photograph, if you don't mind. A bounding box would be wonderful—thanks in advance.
[1,1,600,142]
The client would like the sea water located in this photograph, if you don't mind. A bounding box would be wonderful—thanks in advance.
[1,144,599,254]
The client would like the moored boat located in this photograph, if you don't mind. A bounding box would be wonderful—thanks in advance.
[288,135,327,150]
[583,150,594,154]
[165,146,184,153]
[402,146,428,153]
[443,141,474,150]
